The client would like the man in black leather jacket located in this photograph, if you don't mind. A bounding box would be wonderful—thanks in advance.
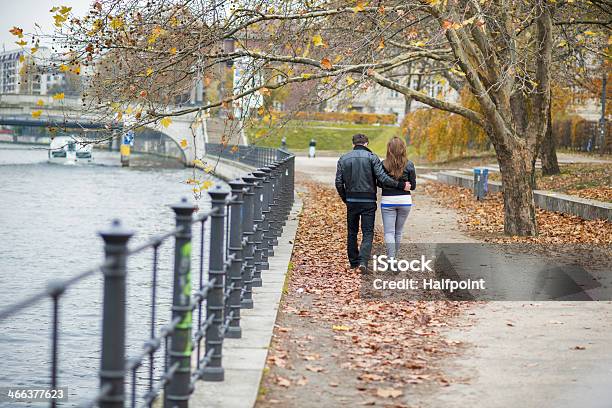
[335,134,410,272]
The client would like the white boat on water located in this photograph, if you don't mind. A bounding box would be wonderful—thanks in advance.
[48,136,94,164]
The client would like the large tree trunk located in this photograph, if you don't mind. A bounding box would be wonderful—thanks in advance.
[493,138,538,236]
[540,99,560,175]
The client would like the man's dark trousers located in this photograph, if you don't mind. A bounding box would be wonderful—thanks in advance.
[346,202,377,267]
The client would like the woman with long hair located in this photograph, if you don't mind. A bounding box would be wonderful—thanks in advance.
[380,136,416,258]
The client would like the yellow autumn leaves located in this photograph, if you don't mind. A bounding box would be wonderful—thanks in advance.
[185,177,214,193]
[31,94,64,118]
[50,6,71,27]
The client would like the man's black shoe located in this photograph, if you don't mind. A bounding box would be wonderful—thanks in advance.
[358,264,370,274]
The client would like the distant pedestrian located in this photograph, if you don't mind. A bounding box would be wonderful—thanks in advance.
[335,134,411,273]
[281,136,287,149]
[379,137,416,258]
[308,138,316,158]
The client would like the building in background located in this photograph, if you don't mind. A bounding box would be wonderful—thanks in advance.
[326,75,458,124]
[0,47,86,96]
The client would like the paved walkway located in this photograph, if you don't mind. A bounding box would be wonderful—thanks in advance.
[295,155,612,408]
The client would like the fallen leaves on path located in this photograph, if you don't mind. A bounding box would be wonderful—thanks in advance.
[258,182,465,406]
[421,181,612,244]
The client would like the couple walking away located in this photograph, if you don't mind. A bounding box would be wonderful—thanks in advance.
[335,134,416,273]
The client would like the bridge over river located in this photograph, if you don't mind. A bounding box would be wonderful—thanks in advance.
[0,94,242,164]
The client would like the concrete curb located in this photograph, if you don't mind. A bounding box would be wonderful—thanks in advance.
[190,197,303,408]
[435,171,612,221]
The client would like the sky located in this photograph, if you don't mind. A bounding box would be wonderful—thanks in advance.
[0,0,91,52]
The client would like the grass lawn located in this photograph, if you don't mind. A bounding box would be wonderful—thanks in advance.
[247,120,404,156]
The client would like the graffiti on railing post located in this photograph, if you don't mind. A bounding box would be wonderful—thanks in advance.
[164,198,197,408]
[99,220,133,408]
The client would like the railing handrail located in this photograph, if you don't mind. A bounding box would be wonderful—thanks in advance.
[0,146,296,408]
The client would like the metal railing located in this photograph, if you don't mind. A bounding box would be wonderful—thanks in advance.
[205,143,289,167]
[0,146,295,408]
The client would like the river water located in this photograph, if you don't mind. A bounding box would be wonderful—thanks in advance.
[0,145,216,406]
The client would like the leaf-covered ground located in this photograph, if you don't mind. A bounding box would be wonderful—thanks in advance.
[256,183,467,407]
[489,163,612,202]
[421,181,612,244]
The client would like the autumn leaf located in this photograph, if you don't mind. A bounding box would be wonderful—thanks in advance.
[52,93,65,101]
[320,57,333,70]
[301,73,313,79]
[332,325,351,331]
[30,47,38,54]
[255,129,267,139]
[352,1,365,13]
[180,139,188,148]
[169,47,177,55]
[259,87,272,96]
[148,27,166,44]
[204,165,214,173]
[231,145,239,153]
[192,159,204,167]
[160,117,172,128]
[9,27,23,38]
[312,34,325,47]
[31,110,42,118]
[59,6,72,14]
[376,388,403,398]
[257,106,265,116]
[200,180,213,190]
[146,67,153,76]
[53,13,67,27]
[377,38,385,50]
[15,40,27,47]
[109,16,124,30]
[36,99,44,106]
[276,376,291,387]
[346,76,356,86]
[18,55,25,63]
[58,64,69,73]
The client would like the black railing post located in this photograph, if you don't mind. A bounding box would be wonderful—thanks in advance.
[241,175,256,308]
[287,156,295,219]
[268,163,280,248]
[259,167,273,264]
[226,179,247,338]
[99,219,133,408]
[251,170,266,287]
[202,185,229,381]
[165,198,196,408]
[277,160,287,226]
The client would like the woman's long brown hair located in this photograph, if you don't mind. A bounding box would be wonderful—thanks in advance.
[384,136,408,179]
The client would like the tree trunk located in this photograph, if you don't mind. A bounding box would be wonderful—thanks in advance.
[540,100,560,175]
[495,142,538,236]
